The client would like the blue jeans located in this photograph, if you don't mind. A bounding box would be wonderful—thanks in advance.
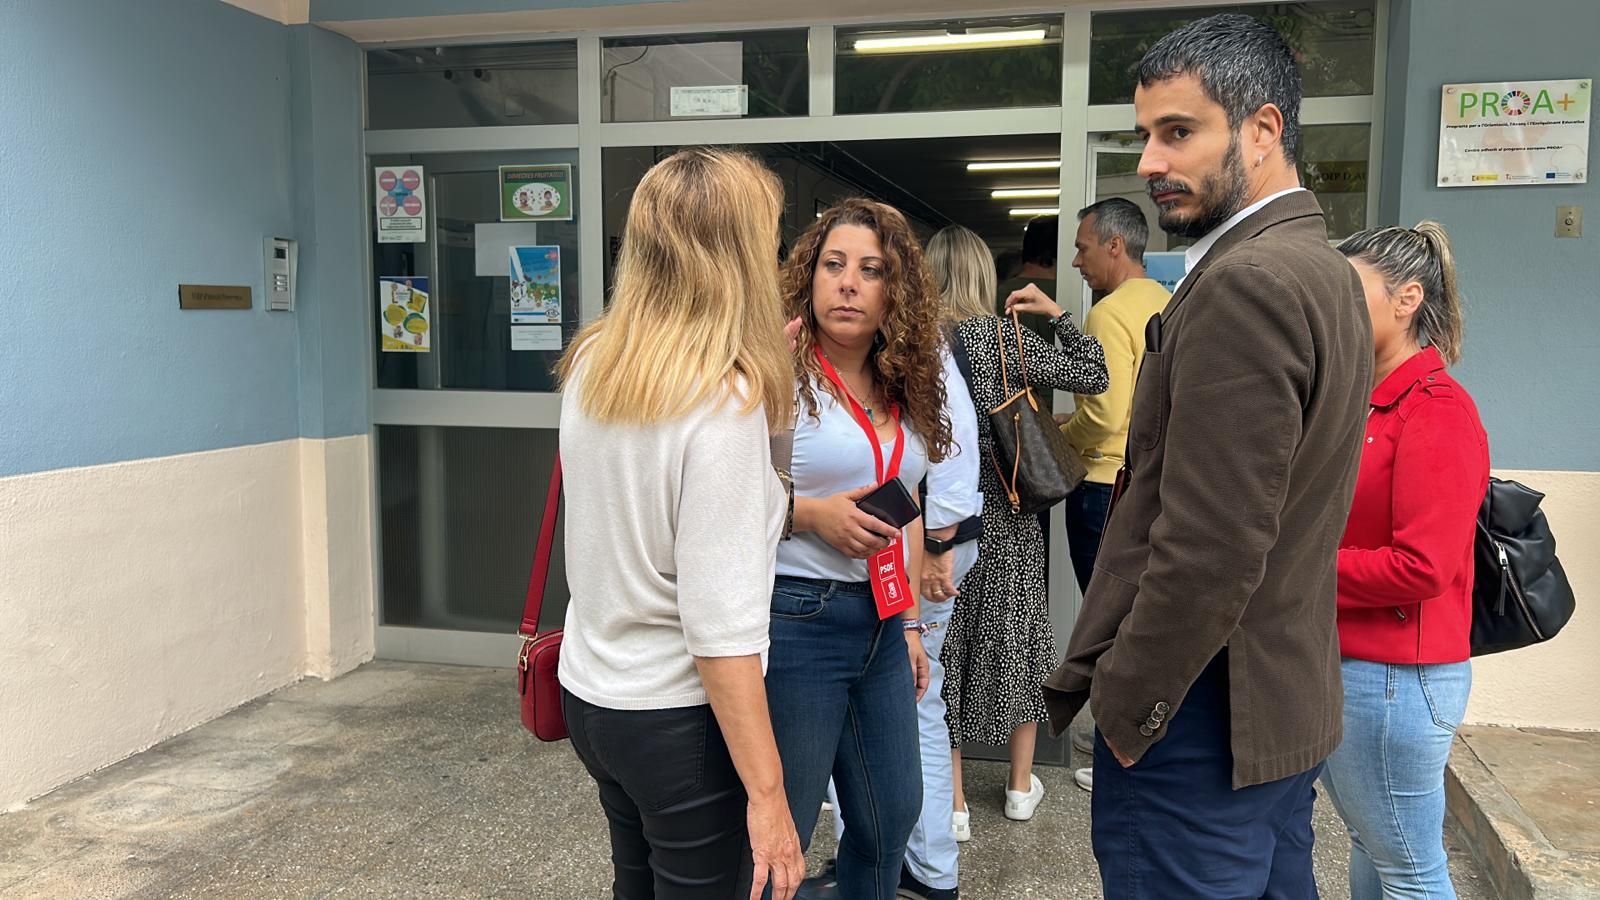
[829,541,979,891]
[768,576,921,900]
[1063,481,1114,593]
[1322,659,1472,900]
[1091,653,1322,899]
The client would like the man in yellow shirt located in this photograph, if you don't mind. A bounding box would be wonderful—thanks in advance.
[1060,199,1171,592]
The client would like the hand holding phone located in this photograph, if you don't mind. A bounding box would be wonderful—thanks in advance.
[855,478,921,530]
[801,486,902,559]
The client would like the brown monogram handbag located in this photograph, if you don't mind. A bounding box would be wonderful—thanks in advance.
[987,312,1088,516]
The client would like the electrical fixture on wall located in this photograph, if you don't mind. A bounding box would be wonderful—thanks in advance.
[854,28,1048,54]
[966,159,1061,172]
[992,188,1061,199]
[1008,207,1061,218]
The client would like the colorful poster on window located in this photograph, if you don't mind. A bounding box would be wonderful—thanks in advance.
[379,276,430,352]
[500,165,573,221]
[1438,79,1591,187]
[510,246,562,324]
[375,166,427,242]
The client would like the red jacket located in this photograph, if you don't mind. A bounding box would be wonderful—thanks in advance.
[1337,347,1489,664]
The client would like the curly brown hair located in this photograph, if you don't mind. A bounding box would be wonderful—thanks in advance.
[783,198,953,463]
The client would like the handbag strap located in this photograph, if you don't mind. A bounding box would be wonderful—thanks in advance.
[1010,310,1032,391]
[993,312,1034,395]
[520,455,564,638]
[990,316,1025,511]
[770,429,794,475]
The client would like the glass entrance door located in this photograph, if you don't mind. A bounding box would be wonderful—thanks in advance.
[370,149,581,665]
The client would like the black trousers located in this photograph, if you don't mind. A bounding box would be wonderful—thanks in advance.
[563,690,753,900]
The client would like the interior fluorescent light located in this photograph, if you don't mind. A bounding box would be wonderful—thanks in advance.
[992,187,1062,199]
[1008,207,1061,217]
[966,160,1061,172]
[854,29,1048,54]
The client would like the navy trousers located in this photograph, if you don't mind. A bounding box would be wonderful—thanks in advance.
[1091,654,1323,899]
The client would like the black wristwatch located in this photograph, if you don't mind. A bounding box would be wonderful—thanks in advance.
[924,535,955,555]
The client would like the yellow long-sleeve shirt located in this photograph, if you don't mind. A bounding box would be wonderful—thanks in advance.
[1060,277,1172,484]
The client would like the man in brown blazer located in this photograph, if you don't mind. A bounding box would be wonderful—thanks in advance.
[1043,14,1372,898]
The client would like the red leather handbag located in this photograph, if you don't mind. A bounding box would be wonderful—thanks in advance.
[517,455,567,741]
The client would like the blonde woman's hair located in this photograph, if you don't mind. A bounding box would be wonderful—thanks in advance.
[926,225,997,322]
[557,148,792,431]
[1338,220,1465,365]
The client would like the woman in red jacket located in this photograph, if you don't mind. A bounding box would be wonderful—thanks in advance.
[1322,221,1488,900]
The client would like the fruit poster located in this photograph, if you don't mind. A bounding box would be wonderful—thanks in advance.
[379,277,431,352]
[500,165,573,221]
[509,246,562,325]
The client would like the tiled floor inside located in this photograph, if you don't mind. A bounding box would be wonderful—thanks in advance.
[0,662,1493,899]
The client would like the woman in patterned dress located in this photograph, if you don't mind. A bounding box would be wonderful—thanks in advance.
[927,225,1108,839]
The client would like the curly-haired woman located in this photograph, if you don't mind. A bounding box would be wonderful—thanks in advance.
[767,199,953,900]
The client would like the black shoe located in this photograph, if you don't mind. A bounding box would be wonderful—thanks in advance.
[897,864,959,900]
[796,860,840,900]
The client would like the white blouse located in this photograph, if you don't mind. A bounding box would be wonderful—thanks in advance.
[777,377,930,583]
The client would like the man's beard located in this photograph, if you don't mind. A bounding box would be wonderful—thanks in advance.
[1149,137,1251,240]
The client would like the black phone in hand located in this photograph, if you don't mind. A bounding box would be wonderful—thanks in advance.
[856,478,921,530]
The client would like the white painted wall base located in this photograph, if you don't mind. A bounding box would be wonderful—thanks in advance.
[0,436,374,809]
[300,436,376,680]
[1467,469,1600,732]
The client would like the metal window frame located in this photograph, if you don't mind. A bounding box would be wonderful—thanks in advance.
[362,0,1389,659]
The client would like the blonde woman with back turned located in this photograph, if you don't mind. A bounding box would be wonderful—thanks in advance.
[555,149,804,900]
[928,225,1107,840]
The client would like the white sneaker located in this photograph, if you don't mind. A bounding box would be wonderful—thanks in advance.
[1004,774,1045,821]
[1073,767,1093,793]
[951,808,971,843]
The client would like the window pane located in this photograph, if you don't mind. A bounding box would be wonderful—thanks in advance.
[1300,123,1370,240]
[377,425,566,633]
[836,17,1063,115]
[601,31,808,122]
[1090,2,1376,105]
[603,135,1063,299]
[366,41,579,129]
[1092,144,1182,254]
[371,150,582,392]
[1088,124,1370,249]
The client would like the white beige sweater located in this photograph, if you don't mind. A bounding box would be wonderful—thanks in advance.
[557,368,786,711]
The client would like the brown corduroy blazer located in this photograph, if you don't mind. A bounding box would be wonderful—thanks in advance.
[1044,191,1374,788]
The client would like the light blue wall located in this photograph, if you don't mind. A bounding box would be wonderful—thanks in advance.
[1388,0,1599,471]
[291,25,370,440]
[0,2,367,478]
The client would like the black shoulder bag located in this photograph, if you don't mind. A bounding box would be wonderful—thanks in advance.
[1470,477,1576,656]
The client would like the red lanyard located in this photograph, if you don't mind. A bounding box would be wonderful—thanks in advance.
[814,346,904,485]
[814,346,916,620]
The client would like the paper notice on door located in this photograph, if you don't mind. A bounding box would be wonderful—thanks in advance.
[511,325,563,352]
[474,222,540,276]
[670,85,749,118]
